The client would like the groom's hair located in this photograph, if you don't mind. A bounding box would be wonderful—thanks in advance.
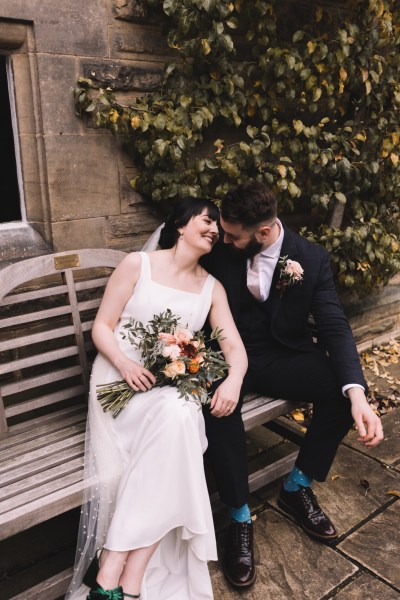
[221,180,277,227]
[159,196,219,249]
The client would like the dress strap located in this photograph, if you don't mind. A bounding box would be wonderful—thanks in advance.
[197,274,216,326]
[137,251,151,282]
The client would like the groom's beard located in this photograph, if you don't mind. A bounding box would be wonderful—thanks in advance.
[227,235,263,259]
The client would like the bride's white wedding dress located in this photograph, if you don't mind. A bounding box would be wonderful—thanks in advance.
[66,252,217,600]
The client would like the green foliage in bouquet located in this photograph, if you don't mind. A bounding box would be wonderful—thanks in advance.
[97,310,229,418]
[74,0,400,295]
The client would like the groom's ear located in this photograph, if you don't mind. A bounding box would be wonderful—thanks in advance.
[256,225,272,242]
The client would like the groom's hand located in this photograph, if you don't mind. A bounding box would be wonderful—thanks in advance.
[348,387,384,447]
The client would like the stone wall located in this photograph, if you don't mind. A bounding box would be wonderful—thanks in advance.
[0,0,163,260]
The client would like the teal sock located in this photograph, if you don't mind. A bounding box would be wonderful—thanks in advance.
[283,466,312,492]
[229,503,251,523]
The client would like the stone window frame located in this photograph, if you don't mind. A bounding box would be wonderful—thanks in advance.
[0,19,51,264]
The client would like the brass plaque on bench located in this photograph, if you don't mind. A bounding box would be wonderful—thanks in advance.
[54,254,80,270]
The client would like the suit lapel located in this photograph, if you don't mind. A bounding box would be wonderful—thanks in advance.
[270,223,299,317]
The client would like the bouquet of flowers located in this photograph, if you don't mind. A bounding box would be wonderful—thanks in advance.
[96,309,230,418]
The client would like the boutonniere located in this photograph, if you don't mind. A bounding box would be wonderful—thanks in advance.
[276,256,304,296]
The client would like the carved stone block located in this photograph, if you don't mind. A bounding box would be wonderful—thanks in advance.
[112,0,147,22]
[83,63,162,91]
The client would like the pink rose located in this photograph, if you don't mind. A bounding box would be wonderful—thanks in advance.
[161,344,181,360]
[163,359,186,378]
[285,260,304,281]
[158,332,176,344]
[174,327,193,344]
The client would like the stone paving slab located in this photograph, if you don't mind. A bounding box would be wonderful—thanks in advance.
[339,503,400,589]
[333,572,400,599]
[344,407,400,466]
[210,509,357,600]
[256,444,400,538]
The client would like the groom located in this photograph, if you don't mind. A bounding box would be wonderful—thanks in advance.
[202,180,383,589]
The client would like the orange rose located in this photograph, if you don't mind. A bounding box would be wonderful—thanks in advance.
[163,360,186,378]
[188,360,201,374]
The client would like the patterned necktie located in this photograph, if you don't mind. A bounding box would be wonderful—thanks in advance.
[247,254,262,300]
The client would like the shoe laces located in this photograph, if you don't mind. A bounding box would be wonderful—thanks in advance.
[229,522,252,553]
[299,486,324,516]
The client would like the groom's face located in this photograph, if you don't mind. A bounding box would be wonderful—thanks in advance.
[220,217,263,258]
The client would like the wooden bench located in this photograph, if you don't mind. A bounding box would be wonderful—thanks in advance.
[0,249,300,599]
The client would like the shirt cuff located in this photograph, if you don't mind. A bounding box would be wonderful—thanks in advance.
[342,383,365,397]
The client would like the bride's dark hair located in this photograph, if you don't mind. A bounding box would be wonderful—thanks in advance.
[159,197,219,249]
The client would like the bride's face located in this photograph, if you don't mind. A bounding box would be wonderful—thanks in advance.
[183,209,219,253]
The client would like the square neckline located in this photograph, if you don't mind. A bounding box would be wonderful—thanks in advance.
[141,252,211,296]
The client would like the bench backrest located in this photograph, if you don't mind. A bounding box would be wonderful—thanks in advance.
[0,249,126,436]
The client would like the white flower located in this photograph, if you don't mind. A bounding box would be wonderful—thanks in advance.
[161,344,181,360]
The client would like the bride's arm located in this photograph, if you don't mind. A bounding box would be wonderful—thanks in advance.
[92,253,156,392]
[208,281,248,417]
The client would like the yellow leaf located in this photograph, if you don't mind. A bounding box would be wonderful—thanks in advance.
[392,132,399,145]
[365,80,372,95]
[361,67,369,82]
[355,131,367,142]
[390,153,399,166]
[339,67,348,82]
[386,490,400,497]
[291,410,304,422]
[376,0,384,18]
[201,39,211,55]
[247,104,256,117]
[293,119,304,134]
[331,474,343,481]
[277,164,287,178]
[307,40,317,54]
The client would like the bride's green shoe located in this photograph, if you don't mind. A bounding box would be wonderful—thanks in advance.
[83,549,102,588]
[86,583,123,600]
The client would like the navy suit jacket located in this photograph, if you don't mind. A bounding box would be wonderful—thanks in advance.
[203,222,366,391]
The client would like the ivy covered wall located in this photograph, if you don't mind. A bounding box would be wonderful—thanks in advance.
[76,0,400,296]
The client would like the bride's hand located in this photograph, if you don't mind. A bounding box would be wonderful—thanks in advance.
[114,355,156,392]
[210,376,242,418]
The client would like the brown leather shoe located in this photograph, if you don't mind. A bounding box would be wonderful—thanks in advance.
[277,484,338,543]
[223,521,256,589]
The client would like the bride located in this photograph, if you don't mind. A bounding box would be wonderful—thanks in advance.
[66,197,248,600]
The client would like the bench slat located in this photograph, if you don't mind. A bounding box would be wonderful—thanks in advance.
[2,365,83,396]
[0,430,85,470]
[0,408,86,449]
[5,384,86,418]
[4,403,86,436]
[0,324,78,352]
[9,567,73,600]
[242,398,297,431]
[0,345,79,375]
[0,304,73,329]
[1,456,84,503]
[1,442,84,487]
[1,462,84,512]
[0,478,87,541]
